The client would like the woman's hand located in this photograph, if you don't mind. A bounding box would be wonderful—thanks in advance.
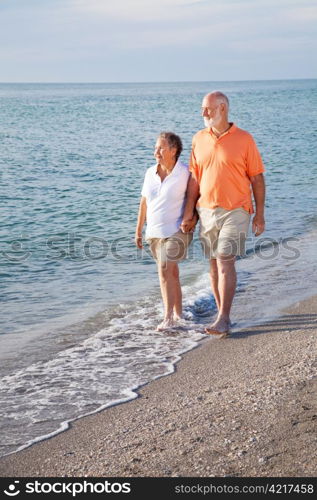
[135,234,143,249]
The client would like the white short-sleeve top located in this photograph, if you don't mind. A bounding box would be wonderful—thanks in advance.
[141,160,190,238]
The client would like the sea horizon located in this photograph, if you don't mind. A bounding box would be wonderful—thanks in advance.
[0,77,316,84]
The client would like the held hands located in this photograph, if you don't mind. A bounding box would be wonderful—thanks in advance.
[252,213,265,236]
[180,214,198,233]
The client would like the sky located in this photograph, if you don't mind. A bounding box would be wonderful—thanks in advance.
[0,0,316,82]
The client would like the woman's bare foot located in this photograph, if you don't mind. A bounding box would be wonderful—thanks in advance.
[156,318,175,331]
[173,314,187,327]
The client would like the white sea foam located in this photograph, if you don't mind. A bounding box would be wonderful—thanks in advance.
[0,300,206,457]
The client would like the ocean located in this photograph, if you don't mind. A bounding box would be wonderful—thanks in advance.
[1,80,317,458]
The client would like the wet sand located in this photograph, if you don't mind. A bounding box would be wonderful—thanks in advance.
[1,295,316,477]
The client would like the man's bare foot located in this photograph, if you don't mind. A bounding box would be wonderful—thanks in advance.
[156,318,175,331]
[205,317,231,338]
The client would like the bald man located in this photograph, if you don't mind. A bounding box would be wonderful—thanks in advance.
[181,91,266,337]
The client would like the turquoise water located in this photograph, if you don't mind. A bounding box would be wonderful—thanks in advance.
[1,80,316,333]
[1,80,317,457]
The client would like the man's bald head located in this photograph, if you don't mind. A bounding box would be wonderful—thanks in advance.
[201,91,230,131]
[204,91,229,110]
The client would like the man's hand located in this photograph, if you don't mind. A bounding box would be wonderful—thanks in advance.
[135,234,143,249]
[252,213,265,236]
[180,215,198,233]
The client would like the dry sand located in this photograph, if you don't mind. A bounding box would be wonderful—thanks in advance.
[1,295,316,478]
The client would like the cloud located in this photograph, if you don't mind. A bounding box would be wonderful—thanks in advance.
[0,0,316,81]
[73,0,203,17]
[286,5,317,22]
[229,35,313,55]
[67,0,317,54]
[72,0,250,23]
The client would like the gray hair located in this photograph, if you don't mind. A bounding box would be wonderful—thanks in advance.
[158,131,183,161]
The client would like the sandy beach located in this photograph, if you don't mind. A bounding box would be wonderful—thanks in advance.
[1,295,316,478]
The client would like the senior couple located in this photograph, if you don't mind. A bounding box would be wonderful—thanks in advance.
[135,91,266,335]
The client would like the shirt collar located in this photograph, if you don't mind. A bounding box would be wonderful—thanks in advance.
[204,122,236,138]
[155,159,180,176]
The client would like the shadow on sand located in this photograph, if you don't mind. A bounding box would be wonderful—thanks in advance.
[231,313,317,339]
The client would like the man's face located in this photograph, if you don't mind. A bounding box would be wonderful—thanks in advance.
[201,97,222,128]
[154,138,176,165]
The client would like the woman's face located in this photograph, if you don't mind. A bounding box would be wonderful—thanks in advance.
[154,138,177,165]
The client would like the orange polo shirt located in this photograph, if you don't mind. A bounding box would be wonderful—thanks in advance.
[189,124,265,214]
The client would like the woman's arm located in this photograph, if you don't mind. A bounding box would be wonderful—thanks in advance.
[135,196,147,248]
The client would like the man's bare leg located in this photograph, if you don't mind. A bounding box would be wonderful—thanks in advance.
[209,258,221,312]
[205,255,236,336]
[157,261,182,330]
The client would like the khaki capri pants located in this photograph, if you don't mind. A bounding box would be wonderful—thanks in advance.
[147,230,193,264]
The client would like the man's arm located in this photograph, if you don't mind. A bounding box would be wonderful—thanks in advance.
[135,196,147,248]
[250,173,265,236]
[180,175,200,233]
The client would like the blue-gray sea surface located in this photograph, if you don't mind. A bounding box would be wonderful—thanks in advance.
[1,80,317,457]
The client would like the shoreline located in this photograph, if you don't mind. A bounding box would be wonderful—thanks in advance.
[1,295,316,477]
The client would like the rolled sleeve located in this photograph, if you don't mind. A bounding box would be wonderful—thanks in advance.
[245,136,265,177]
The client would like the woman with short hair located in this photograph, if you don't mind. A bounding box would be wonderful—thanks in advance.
[135,132,197,331]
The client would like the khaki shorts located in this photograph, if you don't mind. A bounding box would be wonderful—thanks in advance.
[198,207,251,259]
[146,230,193,263]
